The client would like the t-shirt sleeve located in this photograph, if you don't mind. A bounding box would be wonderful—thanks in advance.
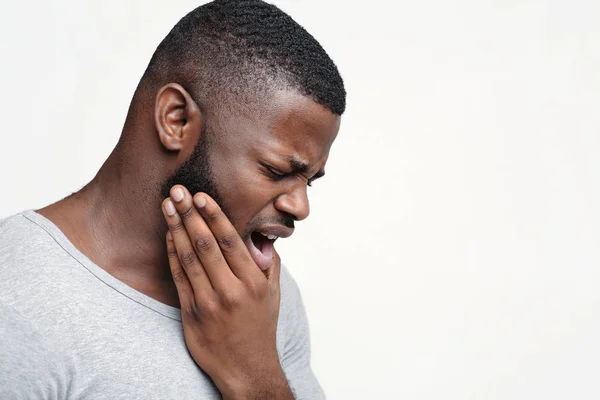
[278,266,326,400]
[0,300,69,400]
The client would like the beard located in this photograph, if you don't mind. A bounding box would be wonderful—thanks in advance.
[159,130,232,228]
[159,128,295,243]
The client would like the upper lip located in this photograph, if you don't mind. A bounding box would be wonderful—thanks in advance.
[254,225,294,239]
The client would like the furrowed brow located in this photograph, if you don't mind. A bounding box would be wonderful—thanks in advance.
[288,157,310,174]
[285,156,325,180]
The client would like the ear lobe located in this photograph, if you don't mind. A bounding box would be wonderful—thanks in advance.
[154,83,202,152]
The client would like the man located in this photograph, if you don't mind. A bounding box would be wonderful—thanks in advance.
[0,0,345,399]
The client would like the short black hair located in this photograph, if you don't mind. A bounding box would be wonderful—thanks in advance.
[143,0,346,116]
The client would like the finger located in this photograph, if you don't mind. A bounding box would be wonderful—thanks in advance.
[165,231,194,306]
[168,185,238,291]
[265,248,282,294]
[162,196,215,298]
[193,192,263,283]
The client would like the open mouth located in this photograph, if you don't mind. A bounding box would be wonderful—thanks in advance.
[248,231,278,271]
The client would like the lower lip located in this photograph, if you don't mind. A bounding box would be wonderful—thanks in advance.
[247,238,275,271]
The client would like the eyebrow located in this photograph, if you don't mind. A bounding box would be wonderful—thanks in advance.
[285,156,326,180]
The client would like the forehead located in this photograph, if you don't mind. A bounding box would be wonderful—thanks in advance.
[251,90,341,164]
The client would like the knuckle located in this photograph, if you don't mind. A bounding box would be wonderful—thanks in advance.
[203,208,222,223]
[188,263,205,277]
[167,246,179,258]
[212,253,224,266]
[168,220,184,232]
[202,298,220,316]
[171,268,188,283]
[218,233,238,253]
[247,279,268,298]
[221,289,243,308]
[179,205,195,221]
[183,302,201,322]
[194,233,213,253]
[180,251,196,267]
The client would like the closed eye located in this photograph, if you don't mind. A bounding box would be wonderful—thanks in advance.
[265,166,286,179]
[263,164,315,187]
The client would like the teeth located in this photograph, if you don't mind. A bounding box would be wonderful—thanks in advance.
[259,232,278,240]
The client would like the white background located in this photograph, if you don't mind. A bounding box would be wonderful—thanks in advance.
[1,1,600,398]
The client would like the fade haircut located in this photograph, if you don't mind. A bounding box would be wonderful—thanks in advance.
[142,0,346,118]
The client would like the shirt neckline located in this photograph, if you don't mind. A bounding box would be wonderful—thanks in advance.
[21,209,182,321]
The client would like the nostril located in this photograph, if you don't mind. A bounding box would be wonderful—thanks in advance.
[282,212,297,225]
[274,191,309,222]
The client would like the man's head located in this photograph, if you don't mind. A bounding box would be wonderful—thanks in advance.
[119,0,345,262]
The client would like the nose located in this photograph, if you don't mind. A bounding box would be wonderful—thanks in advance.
[274,183,310,222]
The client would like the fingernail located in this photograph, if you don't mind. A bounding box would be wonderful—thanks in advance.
[194,194,206,208]
[164,199,176,216]
[172,187,184,202]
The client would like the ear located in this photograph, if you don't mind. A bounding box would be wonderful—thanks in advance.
[154,83,203,152]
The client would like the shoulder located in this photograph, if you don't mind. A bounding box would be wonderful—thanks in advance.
[0,210,83,317]
[0,209,82,269]
[0,210,43,245]
[0,211,49,286]
[0,210,60,265]
[277,263,311,350]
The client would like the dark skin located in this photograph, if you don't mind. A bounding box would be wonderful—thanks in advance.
[38,83,340,398]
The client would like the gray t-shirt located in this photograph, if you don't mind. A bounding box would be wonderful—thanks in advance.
[0,210,324,399]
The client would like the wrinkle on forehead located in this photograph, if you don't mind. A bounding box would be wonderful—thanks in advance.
[267,90,341,159]
[209,89,340,166]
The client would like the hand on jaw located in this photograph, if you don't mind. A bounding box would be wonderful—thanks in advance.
[162,185,294,400]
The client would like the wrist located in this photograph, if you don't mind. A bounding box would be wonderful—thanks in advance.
[219,363,293,400]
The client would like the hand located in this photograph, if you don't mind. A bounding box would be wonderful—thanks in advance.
[161,185,293,400]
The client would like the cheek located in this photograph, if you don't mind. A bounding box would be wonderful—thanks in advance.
[230,172,275,210]
[214,163,275,229]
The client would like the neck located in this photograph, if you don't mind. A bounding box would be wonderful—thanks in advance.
[37,149,180,308]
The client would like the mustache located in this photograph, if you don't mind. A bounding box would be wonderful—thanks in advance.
[254,214,295,230]
[243,213,295,240]
[279,213,295,229]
